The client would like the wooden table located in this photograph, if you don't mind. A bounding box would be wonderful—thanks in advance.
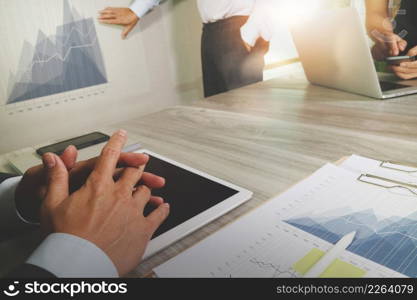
[2,70,417,277]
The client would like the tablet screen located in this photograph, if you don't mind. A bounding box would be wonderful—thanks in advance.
[143,154,239,239]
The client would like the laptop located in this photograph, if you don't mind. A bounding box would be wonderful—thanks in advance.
[291,8,417,99]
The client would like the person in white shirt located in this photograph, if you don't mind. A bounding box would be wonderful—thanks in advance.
[98,0,274,97]
[1,130,169,277]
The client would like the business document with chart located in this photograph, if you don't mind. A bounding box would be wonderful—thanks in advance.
[155,155,417,278]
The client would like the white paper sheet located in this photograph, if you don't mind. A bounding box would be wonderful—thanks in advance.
[155,162,417,278]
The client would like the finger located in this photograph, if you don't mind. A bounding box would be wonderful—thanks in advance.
[113,170,164,189]
[133,185,152,211]
[99,19,122,25]
[99,7,116,14]
[392,65,417,73]
[392,69,414,80]
[400,62,417,69]
[122,22,137,39]
[98,16,117,20]
[399,39,408,52]
[118,152,149,168]
[150,196,164,207]
[43,153,69,208]
[391,66,405,74]
[139,172,165,189]
[70,152,149,191]
[78,152,148,174]
[389,41,399,57]
[146,203,170,234]
[93,130,127,179]
[73,152,149,180]
[408,47,417,57]
[118,165,145,190]
[396,73,413,80]
[386,34,402,56]
[60,145,78,170]
[99,11,116,16]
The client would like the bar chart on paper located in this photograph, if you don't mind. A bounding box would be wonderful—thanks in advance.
[155,160,416,278]
[7,0,107,104]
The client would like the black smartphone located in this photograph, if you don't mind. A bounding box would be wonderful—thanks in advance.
[36,132,110,156]
[386,55,417,65]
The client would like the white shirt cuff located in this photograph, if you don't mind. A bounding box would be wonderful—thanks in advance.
[27,233,119,278]
[130,0,161,18]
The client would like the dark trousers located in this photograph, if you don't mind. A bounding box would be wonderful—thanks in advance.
[201,16,270,98]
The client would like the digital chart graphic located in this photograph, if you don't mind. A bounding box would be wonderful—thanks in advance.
[7,0,107,104]
[286,208,417,277]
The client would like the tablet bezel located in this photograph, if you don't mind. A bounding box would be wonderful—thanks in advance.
[135,149,253,259]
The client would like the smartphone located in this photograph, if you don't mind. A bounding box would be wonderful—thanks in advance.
[36,132,110,156]
[386,55,417,65]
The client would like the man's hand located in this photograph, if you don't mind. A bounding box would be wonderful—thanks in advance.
[390,46,417,80]
[42,130,170,276]
[15,146,78,223]
[243,41,253,53]
[16,139,165,224]
[371,32,407,61]
[98,7,139,39]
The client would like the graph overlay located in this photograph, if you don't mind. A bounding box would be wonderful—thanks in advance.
[7,0,107,105]
[155,164,410,278]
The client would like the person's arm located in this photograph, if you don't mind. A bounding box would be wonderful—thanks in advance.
[10,233,118,278]
[130,0,162,19]
[365,0,392,38]
[365,0,407,59]
[0,145,164,237]
[8,130,169,278]
[8,233,118,278]
[98,0,165,39]
[0,147,80,243]
[240,0,276,50]
[40,131,168,277]
[0,175,35,242]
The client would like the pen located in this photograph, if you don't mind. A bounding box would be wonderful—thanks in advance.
[304,231,356,278]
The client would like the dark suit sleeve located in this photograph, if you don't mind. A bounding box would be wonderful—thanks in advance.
[7,263,56,278]
[0,172,37,242]
[0,175,56,278]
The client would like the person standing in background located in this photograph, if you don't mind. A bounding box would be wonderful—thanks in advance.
[98,1,274,97]
[366,0,417,79]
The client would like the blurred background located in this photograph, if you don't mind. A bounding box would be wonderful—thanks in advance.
[0,0,404,154]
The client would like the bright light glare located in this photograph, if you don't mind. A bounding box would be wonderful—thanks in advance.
[274,0,322,26]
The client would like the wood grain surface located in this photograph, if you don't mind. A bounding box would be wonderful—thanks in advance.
[2,70,417,277]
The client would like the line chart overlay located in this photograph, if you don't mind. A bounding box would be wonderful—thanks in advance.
[7,0,107,104]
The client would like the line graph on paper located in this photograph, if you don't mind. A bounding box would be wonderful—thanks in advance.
[208,224,305,278]
[155,164,412,278]
[4,0,107,113]
[207,221,374,278]
[286,206,417,277]
[282,171,417,277]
